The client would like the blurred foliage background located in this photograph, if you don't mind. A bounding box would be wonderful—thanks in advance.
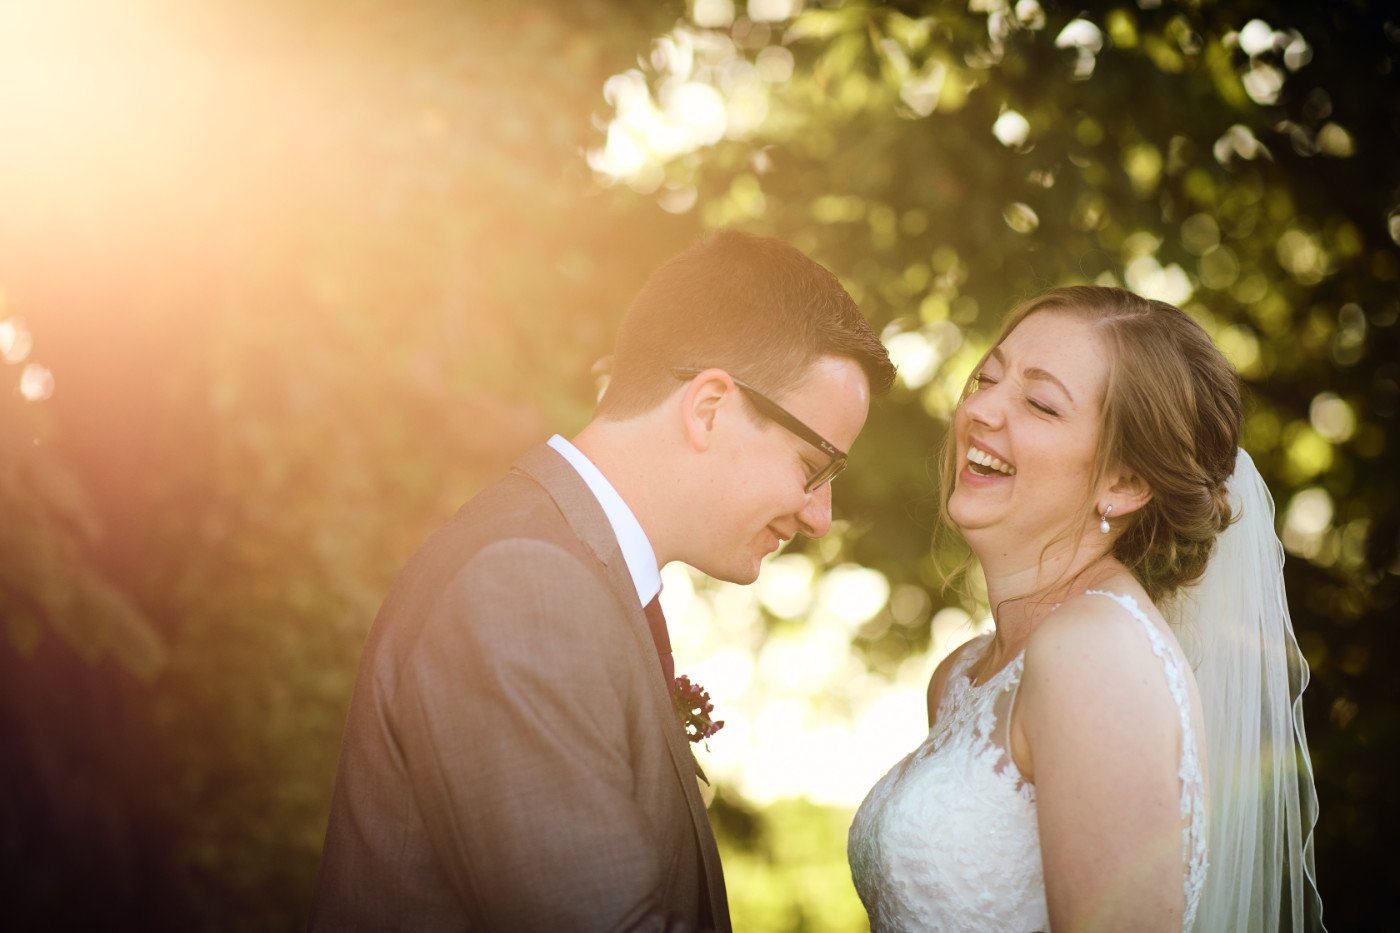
[1,0,1396,929]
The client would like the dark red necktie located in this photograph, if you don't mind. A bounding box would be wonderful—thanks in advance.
[643,595,675,686]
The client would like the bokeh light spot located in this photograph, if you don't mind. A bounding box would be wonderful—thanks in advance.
[1283,486,1334,559]
[1124,255,1193,304]
[756,553,816,620]
[1285,426,1334,482]
[1123,143,1163,196]
[1309,392,1356,444]
[1237,19,1275,57]
[1055,18,1103,79]
[1242,62,1283,105]
[1216,324,1262,377]
[748,0,800,24]
[816,564,891,629]
[754,45,794,83]
[1199,245,1240,290]
[1276,228,1331,284]
[692,0,735,29]
[1181,213,1221,255]
[1332,303,1367,366]
[992,109,1030,149]
[669,82,728,145]
[1316,122,1355,158]
[18,362,54,401]
[1015,1,1047,31]
[1214,124,1265,163]
[1003,202,1039,234]
[0,316,33,364]
[885,330,938,391]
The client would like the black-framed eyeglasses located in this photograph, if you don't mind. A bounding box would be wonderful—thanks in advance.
[672,366,848,492]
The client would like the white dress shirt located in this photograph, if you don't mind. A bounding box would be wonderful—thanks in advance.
[547,434,661,606]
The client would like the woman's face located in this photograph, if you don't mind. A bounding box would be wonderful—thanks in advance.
[948,310,1112,562]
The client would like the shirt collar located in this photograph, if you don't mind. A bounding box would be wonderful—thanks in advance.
[547,434,661,606]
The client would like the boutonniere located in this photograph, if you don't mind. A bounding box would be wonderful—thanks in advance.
[671,675,724,784]
[672,675,724,743]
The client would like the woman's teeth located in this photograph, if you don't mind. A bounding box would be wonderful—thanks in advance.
[967,446,1016,476]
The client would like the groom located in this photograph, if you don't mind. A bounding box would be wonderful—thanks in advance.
[310,230,895,931]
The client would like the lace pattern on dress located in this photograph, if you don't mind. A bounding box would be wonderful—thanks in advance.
[848,593,1209,933]
[919,637,1031,803]
[849,633,1049,931]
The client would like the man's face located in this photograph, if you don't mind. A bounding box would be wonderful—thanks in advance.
[687,355,872,584]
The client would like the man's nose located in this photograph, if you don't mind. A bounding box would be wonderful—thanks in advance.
[797,481,833,538]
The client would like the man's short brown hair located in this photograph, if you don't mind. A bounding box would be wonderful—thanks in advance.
[597,230,895,418]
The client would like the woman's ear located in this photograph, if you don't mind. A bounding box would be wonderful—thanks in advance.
[1098,469,1153,519]
[679,369,735,452]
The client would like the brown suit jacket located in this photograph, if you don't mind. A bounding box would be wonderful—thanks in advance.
[311,444,730,931]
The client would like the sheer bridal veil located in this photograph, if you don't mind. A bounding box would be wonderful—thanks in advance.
[1168,449,1325,931]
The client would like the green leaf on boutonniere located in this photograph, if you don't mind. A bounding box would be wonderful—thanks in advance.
[692,752,709,786]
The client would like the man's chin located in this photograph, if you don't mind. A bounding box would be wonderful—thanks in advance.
[707,560,761,587]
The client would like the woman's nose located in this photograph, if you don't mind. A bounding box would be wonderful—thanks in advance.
[961,383,1005,429]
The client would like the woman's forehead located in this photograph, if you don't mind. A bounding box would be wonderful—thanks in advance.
[995,312,1111,403]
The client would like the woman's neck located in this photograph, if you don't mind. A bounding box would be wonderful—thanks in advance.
[976,546,1120,674]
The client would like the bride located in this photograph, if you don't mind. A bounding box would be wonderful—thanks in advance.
[849,286,1324,931]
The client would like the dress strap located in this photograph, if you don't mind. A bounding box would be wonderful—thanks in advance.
[1081,589,1209,929]
[1080,590,1191,699]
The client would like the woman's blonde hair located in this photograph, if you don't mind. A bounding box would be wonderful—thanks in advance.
[939,286,1242,603]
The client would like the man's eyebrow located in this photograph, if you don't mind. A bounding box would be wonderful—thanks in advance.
[986,348,1076,405]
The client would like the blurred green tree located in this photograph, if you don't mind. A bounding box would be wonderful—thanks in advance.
[1,0,1395,929]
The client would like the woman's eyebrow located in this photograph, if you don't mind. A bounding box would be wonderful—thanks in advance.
[1025,367,1075,405]
[986,348,1076,406]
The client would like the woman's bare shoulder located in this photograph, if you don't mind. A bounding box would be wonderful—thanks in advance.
[1020,588,1179,723]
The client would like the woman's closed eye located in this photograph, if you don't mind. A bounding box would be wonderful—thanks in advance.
[973,372,1059,415]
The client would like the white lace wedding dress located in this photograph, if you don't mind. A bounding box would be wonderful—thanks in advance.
[848,591,1208,932]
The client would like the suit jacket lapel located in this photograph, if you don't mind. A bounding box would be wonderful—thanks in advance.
[512,444,729,927]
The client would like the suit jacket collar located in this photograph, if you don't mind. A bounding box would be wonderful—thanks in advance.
[544,434,661,604]
[514,443,625,569]
[511,442,731,930]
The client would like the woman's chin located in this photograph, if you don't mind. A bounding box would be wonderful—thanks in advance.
[946,493,983,532]
[946,507,986,537]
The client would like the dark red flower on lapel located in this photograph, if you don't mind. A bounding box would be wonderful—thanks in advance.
[671,675,724,744]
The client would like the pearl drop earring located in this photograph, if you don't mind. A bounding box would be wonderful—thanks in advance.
[1099,503,1114,535]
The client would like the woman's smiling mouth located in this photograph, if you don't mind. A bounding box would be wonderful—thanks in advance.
[966,444,1016,476]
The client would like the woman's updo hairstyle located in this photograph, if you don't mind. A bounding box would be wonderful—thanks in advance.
[988,286,1243,602]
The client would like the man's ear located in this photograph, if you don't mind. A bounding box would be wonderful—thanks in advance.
[1099,469,1153,519]
[679,369,735,452]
